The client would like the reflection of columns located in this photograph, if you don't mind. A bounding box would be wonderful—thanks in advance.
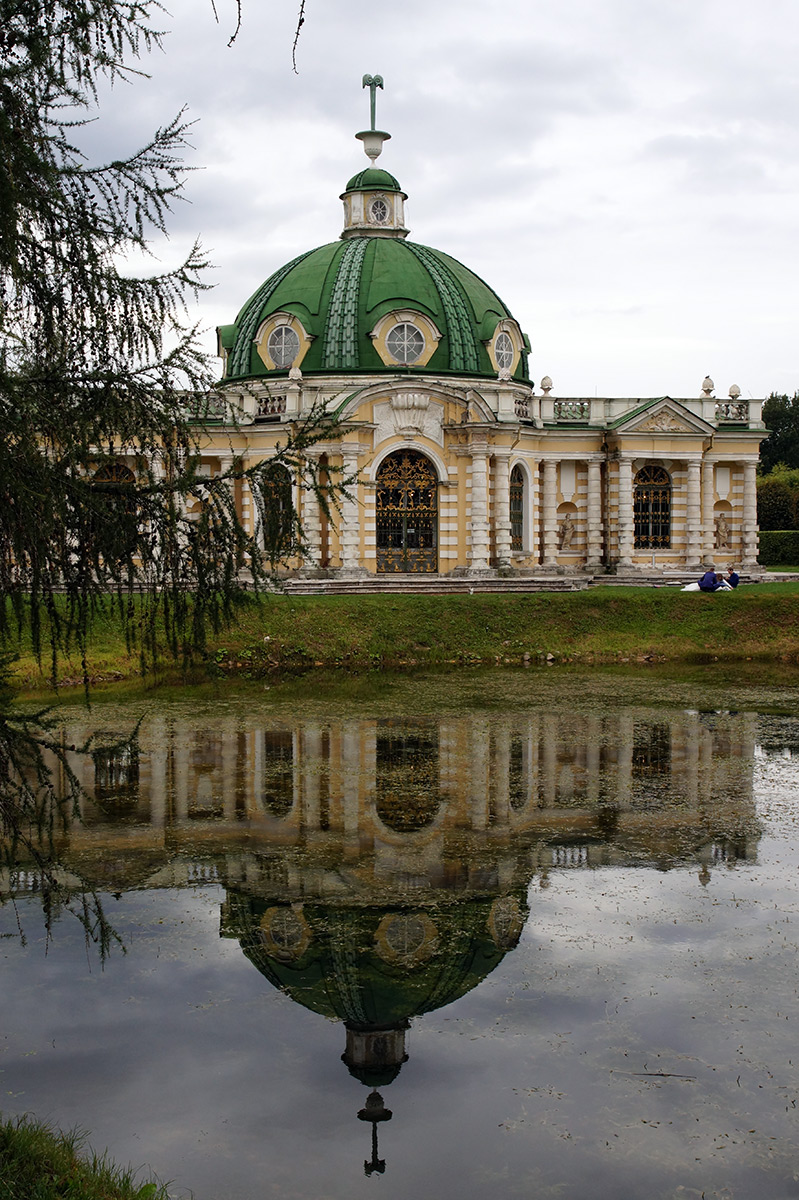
[686,459,702,569]
[585,715,601,803]
[684,715,699,808]
[339,444,363,574]
[541,714,558,807]
[494,452,512,569]
[616,458,634,567]
[701,460,715,563]
[469,718,491,828]
[542,459,558,568]
[492,727,511,831]
[586,460,603,569]
[615,713,634,808]
[301,724,322,833]
[223,731,240,821]
[742,462,759,566]
[301,452,323,571]
[468,438,491,573]
[341,724,361,853]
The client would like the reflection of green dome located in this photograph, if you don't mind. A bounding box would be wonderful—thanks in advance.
[344,167,403,193]
[220,238,529,383]
[223,893,525,1038]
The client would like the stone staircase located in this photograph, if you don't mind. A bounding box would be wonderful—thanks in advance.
[274,570,767,596]
[279,574,588,596]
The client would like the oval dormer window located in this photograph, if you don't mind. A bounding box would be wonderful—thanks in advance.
[370,196,389,224]
[267,326,300,369]
[386,322,425,365]
[495,331,514,371]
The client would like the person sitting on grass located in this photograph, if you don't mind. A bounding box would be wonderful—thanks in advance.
[699,566,723,592]
[726,565,740,589]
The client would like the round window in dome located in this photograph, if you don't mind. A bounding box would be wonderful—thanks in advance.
[267,326,300,369]
[370,196,389,224]
[386,322,425,365]
[495,331,514,371]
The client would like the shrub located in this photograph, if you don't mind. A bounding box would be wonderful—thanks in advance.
[757,480,797,531]
[758,531,799,566]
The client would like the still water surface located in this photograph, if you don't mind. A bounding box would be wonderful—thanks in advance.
[3,671,799,1199]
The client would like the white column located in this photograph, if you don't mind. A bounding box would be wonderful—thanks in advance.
[529,459,540,564]
[685,458,702,569]
[338,443,364,575]
[300,451,323,572]
[494,451,512,569]
[616,458,634,568]
[586,459,603,569]
[701,460,715,564]
[468,437,491,573]
[542,458,558,568]
[742,461,759,566]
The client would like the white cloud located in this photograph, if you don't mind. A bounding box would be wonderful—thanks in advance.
[80,0,799,397]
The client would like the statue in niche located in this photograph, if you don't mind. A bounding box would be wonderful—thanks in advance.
[558,514,576,549]
[715,514,730,549]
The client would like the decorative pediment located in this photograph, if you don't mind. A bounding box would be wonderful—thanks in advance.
[615,398,714,437]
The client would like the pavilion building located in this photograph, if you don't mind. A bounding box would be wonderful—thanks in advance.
[207,87,764,578]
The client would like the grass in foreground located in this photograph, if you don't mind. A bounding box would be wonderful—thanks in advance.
[0,1115,167,1200]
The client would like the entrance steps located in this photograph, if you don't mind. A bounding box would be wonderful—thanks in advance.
[279,575,588,596]
[274,571,765,596]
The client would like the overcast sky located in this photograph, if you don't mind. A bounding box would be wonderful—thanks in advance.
[91,0,799,399]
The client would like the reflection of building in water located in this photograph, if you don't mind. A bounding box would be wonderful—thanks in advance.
[28,707,760,894]
[8,705,763,1174]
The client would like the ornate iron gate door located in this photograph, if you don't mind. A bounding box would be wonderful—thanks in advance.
[376,450,438,573]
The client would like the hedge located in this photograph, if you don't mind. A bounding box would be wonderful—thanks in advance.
[757,479,798,531]
[758,530,799,565]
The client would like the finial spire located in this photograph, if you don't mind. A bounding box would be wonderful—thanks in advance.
[362,74,384,132]
[356,73,390,164]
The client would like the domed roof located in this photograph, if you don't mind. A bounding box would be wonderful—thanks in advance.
[344,166,403,194]
[220,236,529,383]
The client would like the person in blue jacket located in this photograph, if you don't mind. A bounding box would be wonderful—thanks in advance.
[726,566,740,589]
[699,566,722,591]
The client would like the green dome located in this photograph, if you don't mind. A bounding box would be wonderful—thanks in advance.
[344,167,403,194]
[221,236,530,383]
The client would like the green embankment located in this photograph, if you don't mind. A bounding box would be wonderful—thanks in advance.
[0,1115,166,1200]
[7,583,799,692]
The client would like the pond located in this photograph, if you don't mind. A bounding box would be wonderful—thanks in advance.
[3,670,799,1200]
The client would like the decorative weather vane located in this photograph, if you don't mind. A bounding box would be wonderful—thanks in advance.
[362,74,384,132]
[356,74,391,164]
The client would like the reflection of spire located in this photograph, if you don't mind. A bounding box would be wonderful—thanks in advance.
[357,1089,392,1176]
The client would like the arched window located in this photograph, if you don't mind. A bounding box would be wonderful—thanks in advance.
[375,450,438,573]
[258,462,294,564]
[634,465,671,549]
[91,462,138,562]
[510,465,525,552]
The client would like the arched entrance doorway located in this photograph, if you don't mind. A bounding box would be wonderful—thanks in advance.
[375,450,438,573]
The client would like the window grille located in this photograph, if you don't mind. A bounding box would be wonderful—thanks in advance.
[510,465,524,552]
[634,465,671,548]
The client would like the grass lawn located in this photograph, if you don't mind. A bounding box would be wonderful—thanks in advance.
[0,1115,166,1200]
[5,582,799,696]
